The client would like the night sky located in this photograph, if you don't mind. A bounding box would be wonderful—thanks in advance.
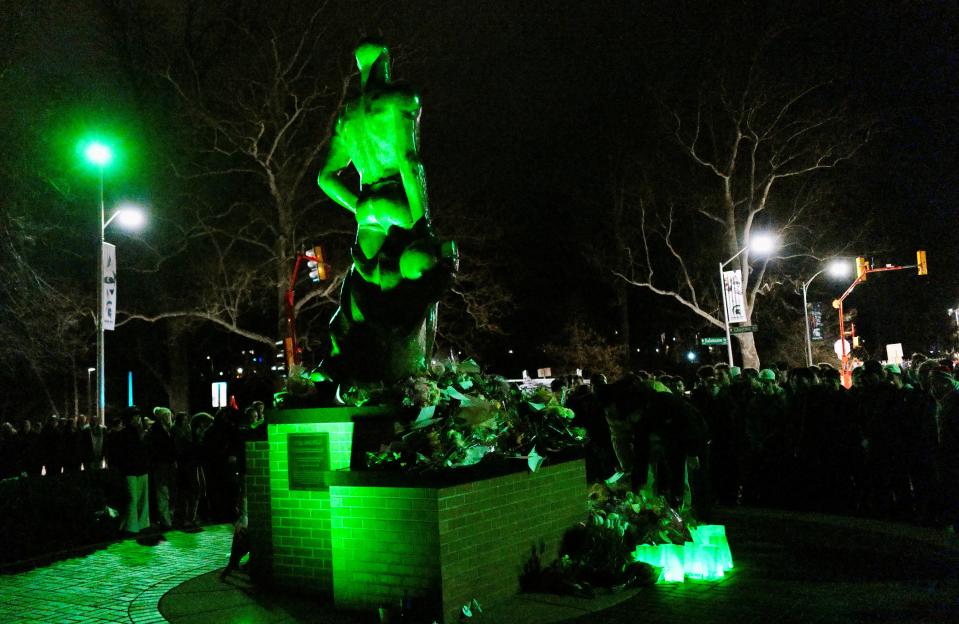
[4,0,959,399]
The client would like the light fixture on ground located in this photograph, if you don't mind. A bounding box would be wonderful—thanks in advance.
[718,233,779,366]
[801,259,853,366]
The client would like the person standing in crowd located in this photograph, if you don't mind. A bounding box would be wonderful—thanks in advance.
[175,412,213,529]
[567,374,616,481]
[0,422,20,479]
[930,369,959,533]
[20,420,43,476]
[113,408,151,535]
[41,415,62,476]
[77,414,107,471]
[149,407,177,530]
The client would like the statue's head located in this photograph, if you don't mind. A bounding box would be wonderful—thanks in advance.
[355,38,390,88]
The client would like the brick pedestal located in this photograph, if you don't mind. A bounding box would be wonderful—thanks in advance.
[248,408,586,623]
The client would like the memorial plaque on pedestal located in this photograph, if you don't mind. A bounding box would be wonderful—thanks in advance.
[288,433,331,490]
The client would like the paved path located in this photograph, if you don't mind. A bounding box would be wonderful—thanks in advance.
[2,511,958,623]
[566,508,959,624]
[0,526,232,624]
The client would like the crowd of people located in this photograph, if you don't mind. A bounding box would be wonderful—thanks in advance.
[3,353,958,560]
[561,354,959,532]
[0,400,266,537]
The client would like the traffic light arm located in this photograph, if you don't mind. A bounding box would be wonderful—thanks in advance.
[835,252,927,388]
[283,249,334,367]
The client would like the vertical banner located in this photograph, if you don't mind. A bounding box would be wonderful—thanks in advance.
[722,269,747,323]
[809,302,824,341]
[102,243,117,331]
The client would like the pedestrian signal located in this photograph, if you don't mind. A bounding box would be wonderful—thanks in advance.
[917,250,928,276]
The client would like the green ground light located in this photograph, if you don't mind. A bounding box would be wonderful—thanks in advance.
[633,524,733,582]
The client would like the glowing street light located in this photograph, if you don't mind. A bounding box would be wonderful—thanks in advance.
[748,233,778,256]
[108,203,147,231]
[83,141,114,167]
[802,259,853,366]
[718,232,779,366]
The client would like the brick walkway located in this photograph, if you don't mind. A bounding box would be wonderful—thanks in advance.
[2,511,958,623]
[0,525,232,624]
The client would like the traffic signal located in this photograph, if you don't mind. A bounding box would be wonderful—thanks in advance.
[852,336,860,349]
[855,256,869,281]
[305,245,327,282]
[917,250,928,276]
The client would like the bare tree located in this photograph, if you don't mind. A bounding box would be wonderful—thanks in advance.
[93,3,354,362]
[615,69,871,368]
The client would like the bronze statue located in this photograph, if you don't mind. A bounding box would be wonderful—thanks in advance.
[317,40,457,385]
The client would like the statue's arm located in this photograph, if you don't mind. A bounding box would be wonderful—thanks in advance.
[317,122,357,213]
[396,91,427,224]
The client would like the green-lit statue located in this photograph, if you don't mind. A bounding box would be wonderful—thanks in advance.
[317,40,457,385]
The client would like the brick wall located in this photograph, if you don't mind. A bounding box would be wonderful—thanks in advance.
[329,486,442,612]
[266,422,354,594]
[437,459,585,623]
[246,441,272,583]
[326,459,585,623]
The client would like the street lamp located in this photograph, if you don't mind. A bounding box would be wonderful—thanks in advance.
[95,203,146,426]
[802,260,852,366]
[719,233,778,366]
[83,138,144,427]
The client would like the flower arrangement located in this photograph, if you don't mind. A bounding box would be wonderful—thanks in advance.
[357,358,585,471]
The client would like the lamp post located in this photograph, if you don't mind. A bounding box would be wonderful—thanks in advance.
[949,308,959,353]
[718,233,778,366]
[801,260,852,366]
[84,141,113,428]
[83,139,147,427]
[94,203,146,426]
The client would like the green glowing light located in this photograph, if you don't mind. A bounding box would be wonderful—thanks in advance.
[633,524,733,583]
[690,524,734,572]
[83,141,114,166]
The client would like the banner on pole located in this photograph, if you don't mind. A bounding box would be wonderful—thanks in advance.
[102,243,116,331]
[722,269,747,323]
[808,302,824,341]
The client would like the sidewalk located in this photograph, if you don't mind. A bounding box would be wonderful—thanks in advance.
[0,525,232,624]
[2,510,957,623]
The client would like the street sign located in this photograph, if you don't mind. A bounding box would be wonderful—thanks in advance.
[730,325,758,335]
[701,337,728,346]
